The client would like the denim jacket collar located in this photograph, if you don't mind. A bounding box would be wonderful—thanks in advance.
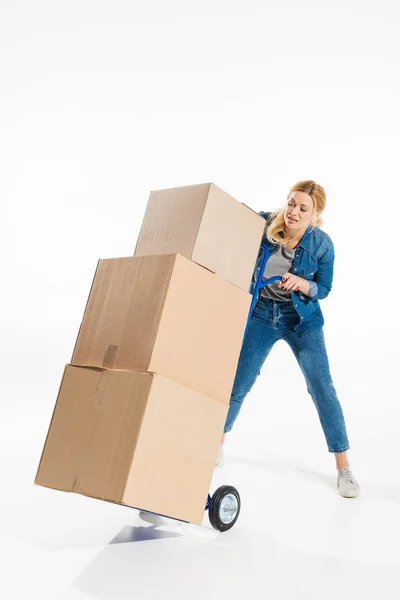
[271,224,314,253]
[297,225,314,252]
[262,211,323,256]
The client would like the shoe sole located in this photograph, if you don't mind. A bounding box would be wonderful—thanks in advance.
[338,488,360,498]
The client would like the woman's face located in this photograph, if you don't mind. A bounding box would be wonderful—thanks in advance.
[284,191,316,233]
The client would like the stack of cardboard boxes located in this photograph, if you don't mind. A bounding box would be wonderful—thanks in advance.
[35,183,265,524]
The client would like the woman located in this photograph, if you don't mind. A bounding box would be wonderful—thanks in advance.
[217,180,359,498]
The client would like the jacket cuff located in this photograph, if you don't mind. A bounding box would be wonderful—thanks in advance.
[298,282,318,301]
[307,281,318,299]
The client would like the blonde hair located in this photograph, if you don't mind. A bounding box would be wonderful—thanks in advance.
[266,180,326,246]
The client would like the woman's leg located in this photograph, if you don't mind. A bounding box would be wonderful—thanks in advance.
[223,299,279,436]
[283,327,350,455]
[335,451,350,470]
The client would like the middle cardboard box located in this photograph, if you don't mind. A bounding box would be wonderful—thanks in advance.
[72,253,251,404]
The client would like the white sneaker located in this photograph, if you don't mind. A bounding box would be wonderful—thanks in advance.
[337,467,360,498]
[215,444,224,467]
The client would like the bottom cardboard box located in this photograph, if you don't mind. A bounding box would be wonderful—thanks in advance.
[35,365,228,524]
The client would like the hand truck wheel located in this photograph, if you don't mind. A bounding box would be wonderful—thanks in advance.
[208,485,241,532]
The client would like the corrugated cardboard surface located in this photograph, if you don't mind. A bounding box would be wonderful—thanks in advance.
[149,254,251,403]
[71,253,251,404]
[133,182,265,292]
[192,184,266,292]
[134,183,210,258]
[35,366,227,524]
[124,373,227,523]
[35,365,151,500]
[71,254,175,371]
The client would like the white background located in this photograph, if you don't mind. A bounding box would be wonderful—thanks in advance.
[1,1,399,598]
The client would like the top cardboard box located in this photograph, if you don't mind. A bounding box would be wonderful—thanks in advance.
[134,183,265,292]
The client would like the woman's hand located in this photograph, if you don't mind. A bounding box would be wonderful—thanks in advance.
[278,272,308,293]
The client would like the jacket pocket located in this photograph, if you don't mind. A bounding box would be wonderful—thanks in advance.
[298,256,318,279]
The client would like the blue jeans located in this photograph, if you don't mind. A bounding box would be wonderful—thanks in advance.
[224,296,350,453]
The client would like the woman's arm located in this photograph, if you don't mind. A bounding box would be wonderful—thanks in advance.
[309,244,334,300]
[292,244,335,301]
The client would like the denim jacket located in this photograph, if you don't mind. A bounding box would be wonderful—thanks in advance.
[251,211,335,337]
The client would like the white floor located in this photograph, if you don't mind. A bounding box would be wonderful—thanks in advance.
[2,345,400,600]
[3,0,400,596]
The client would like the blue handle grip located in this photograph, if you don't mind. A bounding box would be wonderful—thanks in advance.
[244,244,283,337]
